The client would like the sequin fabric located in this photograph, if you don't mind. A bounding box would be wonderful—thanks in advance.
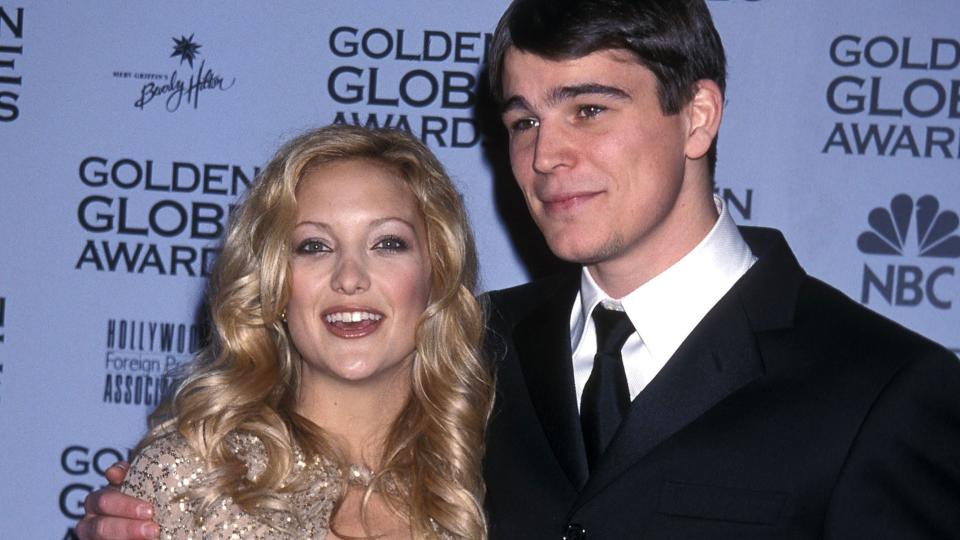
[121,432,340,539]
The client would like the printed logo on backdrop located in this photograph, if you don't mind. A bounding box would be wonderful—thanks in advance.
[112,33,235,112]
[859,193,959,316]
[0,7,23,122]
[102,317,203,406]
[74,157,259,276]
[60,444,133,537]
[326,26,490,149]
[823,35,960,159]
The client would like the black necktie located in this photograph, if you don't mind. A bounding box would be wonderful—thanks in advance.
[580,304,634,473]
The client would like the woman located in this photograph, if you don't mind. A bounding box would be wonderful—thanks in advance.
[120,125,492,539]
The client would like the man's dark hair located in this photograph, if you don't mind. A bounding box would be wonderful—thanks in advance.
[488,0,727,176]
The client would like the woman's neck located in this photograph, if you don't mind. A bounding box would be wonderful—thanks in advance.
[296,362,413,466]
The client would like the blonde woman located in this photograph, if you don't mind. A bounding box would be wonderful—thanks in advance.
[96,125,492,539]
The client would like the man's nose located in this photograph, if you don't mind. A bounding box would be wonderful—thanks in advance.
[533,121,574,174]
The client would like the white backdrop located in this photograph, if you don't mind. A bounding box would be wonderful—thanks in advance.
[0,2,958,537]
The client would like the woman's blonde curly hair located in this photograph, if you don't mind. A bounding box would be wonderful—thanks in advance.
[142,124,493,538]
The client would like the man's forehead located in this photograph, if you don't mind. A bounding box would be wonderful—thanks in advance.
[500,47,648,101]
[504,48,642,80]
[504,46,638,70]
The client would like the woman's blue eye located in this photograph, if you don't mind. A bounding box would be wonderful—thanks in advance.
[297,239,330,254]
[374,236,408,251]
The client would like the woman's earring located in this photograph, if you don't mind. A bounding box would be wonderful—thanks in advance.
[280,310,287,323]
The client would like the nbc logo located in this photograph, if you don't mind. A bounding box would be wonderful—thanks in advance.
[858,194,959,309]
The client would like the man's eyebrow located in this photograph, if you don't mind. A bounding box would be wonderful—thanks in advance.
[501,84,631,114]
[549,83,630,104]
[500,95,531,114]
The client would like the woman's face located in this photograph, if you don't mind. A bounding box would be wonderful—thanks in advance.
[286,158,431,387]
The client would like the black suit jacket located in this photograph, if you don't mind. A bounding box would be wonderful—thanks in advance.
[482,227,960,539]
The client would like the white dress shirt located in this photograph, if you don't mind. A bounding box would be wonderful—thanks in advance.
[570,197,757,410]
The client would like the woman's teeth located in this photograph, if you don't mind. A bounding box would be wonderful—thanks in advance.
[324,311,383,323]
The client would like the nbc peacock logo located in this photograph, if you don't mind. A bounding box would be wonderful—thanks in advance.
[859,194,959,309]
[858,194,960,258]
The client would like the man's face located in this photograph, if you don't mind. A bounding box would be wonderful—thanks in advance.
[501,48,711,284]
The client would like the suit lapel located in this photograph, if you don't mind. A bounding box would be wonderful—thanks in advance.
[574,290,764,506]
[572,227,805,508]
[512,276,590,488]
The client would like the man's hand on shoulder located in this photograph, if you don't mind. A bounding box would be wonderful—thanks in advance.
[76,462,159,540]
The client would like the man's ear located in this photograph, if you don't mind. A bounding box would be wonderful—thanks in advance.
[684,79,723,160]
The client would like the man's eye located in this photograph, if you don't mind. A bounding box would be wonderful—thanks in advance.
[373,236,408,252]
[296,239,331,254]
[577,104,606,118]
[510,117,540,133]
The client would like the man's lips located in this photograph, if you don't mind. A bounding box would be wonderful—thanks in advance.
[539,191,602,213]
[322,307,384,338]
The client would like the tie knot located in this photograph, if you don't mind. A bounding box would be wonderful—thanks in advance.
[591,305,635,355]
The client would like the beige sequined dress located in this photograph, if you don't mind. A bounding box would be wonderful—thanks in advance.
[122,432,340,539]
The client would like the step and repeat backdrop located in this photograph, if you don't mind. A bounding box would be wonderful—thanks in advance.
[1,2,958,537]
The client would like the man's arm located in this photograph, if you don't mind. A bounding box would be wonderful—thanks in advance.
[76,462,159,540]
[824,351,960,537]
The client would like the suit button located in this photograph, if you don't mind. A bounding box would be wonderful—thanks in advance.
[562,523,586,540]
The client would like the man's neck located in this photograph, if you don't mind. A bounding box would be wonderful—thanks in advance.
[588,193,719,298]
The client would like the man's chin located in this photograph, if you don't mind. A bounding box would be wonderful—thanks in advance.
[545,235,623,266]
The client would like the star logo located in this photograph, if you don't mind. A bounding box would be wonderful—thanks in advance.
[170,34,202,68]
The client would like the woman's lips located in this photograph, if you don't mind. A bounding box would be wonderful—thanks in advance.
[322,309,384,338]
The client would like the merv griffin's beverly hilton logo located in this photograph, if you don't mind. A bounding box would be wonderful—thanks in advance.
[112,34,235,112]
[858,194,960,259]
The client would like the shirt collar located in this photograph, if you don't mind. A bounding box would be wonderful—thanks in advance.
[571,196,756,361]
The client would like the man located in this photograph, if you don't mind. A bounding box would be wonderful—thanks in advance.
[80,1,960,539]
